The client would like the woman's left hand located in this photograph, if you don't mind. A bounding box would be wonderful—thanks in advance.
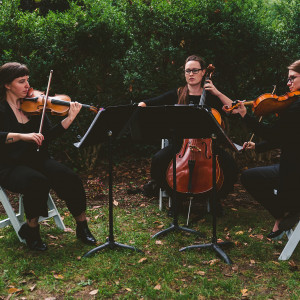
[61,102,82,129]
[204,79,220,97]
[68,101,82,119]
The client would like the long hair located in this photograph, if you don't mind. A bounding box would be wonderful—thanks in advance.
[0,62,29,102]
[177,55,206,104]
[288,60,300,73]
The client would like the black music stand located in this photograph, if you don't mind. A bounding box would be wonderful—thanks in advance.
[130,105,238,264]
[74,104,143,257]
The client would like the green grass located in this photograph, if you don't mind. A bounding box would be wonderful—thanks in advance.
[0,201,299,299]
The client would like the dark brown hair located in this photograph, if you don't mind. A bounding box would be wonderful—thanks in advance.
[0,62,29,101]
[288,60,300,74]
[177,55,206,104]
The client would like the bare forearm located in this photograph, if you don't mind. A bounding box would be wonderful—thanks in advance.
[5,133,21,143]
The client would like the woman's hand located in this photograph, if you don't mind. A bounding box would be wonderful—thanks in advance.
[242,141,255,150]
[138,102,147,107]
[204,79,220,96]
[5,132,44,145]
[224,100,247,117]
[68,101,82,120]
[20,133,44,146]
[61,102,82,129]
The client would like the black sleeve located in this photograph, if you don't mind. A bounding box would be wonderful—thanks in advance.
[143,90,178,106]
[40,115,66,141]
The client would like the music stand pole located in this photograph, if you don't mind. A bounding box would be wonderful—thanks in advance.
[179,134,233,264]
[152,130,204,239]
[83,130,142,257]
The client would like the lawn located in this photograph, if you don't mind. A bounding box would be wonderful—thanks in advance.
[0,157,299,299]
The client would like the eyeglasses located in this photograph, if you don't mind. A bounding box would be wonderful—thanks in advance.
[287,75,300,83]
[185,68,202,75]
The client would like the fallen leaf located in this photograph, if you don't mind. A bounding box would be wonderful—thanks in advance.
[256,234,264,240]
[235,231,244,235]
[8,287,23,294]
[154,284,161,290]
[155,240,163,245]
[125,287,132,291]
[47,234,58,240]
[241,288,248,297]
[89,289,99,295]
[195,270,205,276]
[64,227,74,233]
[29,284,36,291]
[250,259,255,265]
[113,200,119,206]
[138,257,147,263]
[53,274,64,280]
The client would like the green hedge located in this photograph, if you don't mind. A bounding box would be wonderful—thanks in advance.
[0,0,298,169]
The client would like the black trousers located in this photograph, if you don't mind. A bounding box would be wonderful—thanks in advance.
[241,163,300,219]
[151,143,238,200]
[0,158,86,220]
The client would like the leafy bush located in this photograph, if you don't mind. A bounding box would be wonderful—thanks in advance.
[0,0,298,169]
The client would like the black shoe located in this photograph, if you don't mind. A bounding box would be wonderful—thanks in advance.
[76,220,97,245]
[279,213,300,231]
[18,223,48,251]
[142,180,159,197]
[267,229,284,240]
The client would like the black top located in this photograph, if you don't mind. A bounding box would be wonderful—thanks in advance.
[144,89,224,113]
[242,96,300,198]
[0,100,66,166]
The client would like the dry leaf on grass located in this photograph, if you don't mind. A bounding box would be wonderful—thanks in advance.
[138,257,147,263]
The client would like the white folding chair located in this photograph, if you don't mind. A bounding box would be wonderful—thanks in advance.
[0,186,66,243]
[278,221,300,260]
[271,189,300,260]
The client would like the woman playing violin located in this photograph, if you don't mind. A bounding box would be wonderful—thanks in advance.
[138,55,238,213]
[0,62,96,251]
[233,59,300,239]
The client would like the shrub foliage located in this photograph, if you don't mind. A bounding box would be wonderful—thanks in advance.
[0,0,298,169]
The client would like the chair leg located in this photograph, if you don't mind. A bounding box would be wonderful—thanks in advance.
[0,187,66,242]
[278,221,300,260]
[45,194,66,230]
[0,188,25,242]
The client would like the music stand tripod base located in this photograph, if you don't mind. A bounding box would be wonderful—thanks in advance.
[152,222,205,239]
[179,240,233,265]
[83,238,143,258]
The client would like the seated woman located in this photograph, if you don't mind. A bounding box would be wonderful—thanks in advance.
[138,55,238,211]
[0,62,96,251]
[232,59,300,239]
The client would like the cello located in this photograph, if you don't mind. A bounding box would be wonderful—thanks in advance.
[166,65,224,195]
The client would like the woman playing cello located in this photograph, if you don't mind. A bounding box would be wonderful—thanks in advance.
[232,59,300,239]
[0,62,96,251]
[138,55,238,213]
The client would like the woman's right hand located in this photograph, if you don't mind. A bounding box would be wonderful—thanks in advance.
[242,141,255,151]
[21,133,44,146]
[138,102,147,107]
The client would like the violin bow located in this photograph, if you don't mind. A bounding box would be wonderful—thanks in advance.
[37,70,53,151]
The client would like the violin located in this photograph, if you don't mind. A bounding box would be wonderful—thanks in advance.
[223,90,300,116]
[166,64,224,195]
[22,87,98,116]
